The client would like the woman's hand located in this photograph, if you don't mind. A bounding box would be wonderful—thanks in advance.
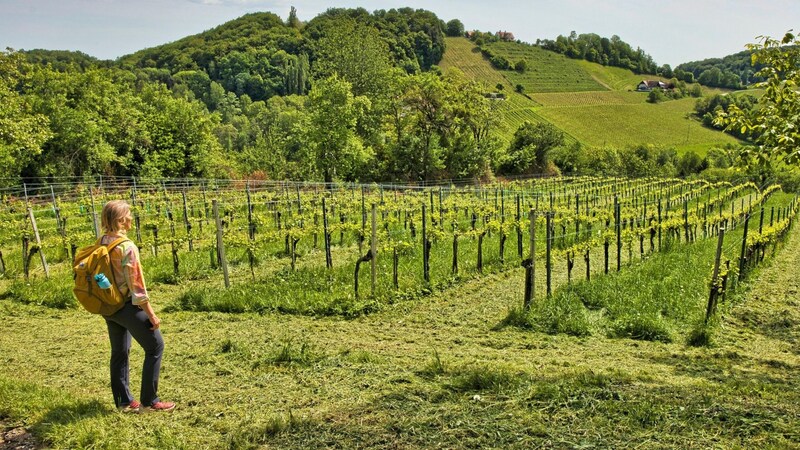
[139,301,161,330]
[148,314,161,330]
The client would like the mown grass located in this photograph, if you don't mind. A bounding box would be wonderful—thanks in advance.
[1,192,797,449]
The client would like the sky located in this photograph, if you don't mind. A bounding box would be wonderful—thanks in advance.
[1,0,798,68]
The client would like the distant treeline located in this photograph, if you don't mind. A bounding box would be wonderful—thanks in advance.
[675,50,766,90]
[1,7,770,188]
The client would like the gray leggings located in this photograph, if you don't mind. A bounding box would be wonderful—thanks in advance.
[104,301,164,407]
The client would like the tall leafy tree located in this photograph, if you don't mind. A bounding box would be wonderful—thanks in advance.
[715,31,800,168]
[402,72,449,180]
[307,75,371,182]
[441,69,502,179]
[0,51,51,184]
[500,121,565,174]
[312,18,393,99]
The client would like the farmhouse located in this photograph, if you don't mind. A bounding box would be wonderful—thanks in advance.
[637,80,675,91]
[495,31,515,41]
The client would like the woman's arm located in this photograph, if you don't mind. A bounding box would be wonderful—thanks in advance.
[139,301,161,330]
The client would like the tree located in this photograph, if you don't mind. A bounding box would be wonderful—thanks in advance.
[500,121,565,174]
[307,75,371,183]
[313,18,393,99]
[445,19,464,37]
[715,31,800,167]
[647,88,665,103]
[287,6,302,29]
[0,51,51,184]
[401,72,448,180]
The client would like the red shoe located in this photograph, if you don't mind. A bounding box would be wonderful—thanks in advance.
[144,401,176,412]
[118,400,141,413]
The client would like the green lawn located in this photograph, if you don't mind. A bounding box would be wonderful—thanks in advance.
[535,97,741,154]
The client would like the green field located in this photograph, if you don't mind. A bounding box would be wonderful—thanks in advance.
[535,97,741,153]
[484,41,606,93]
[440,37,742,154]
[576,59,649,91]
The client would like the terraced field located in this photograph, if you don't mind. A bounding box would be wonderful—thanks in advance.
[441,37,553,145]
[439,37,510,90]
[441,37,741,154]
[484,41,606,93]
[530,91,646,107]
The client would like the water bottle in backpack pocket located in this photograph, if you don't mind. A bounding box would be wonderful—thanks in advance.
[94,273,112,289]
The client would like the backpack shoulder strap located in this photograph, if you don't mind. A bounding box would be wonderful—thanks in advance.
[105,236,131,252]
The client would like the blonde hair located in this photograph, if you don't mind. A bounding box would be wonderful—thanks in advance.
[101,200,131,234]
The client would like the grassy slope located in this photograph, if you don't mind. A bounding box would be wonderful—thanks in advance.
[441,37,741,155]
[439,37,557,146]
[483,41,606,93]
[1,197,799,448]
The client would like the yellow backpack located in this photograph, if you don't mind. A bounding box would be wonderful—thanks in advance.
[72,236,130,315]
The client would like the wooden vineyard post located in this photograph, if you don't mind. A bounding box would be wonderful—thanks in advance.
[758,207,765,234]
[705,228,726,323]
[322,197,332,269]
[27,206,50,279]
[604,219,610,274]
[371,204,377,297]
[202,182,210,226]
[683,200,690,243]
[212,200,230,288]
[657,198,662,251]
[439,187,444,229]
[585,222,592,281]
[546,212,553,297]
[51,186,68,258]
[246,182,255,241]
[738,213,750,283]
[90,187,100,238]
[516,195,523,258]
[523,210,536,310]
[575,194,580,237]
[360,187,366,254]
[422,204,430,283]
[182,191,193,251]
[615,197,621,272]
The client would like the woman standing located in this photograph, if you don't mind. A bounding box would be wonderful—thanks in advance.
[99,200,175,413]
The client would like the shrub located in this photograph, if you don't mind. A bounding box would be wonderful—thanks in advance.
[647,88,666,103]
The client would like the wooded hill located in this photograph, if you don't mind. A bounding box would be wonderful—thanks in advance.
[1,7,753,186]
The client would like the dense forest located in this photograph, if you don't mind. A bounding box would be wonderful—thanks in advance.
[676,50,764,89]
[0,7,767,187]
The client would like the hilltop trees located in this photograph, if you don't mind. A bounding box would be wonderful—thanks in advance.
[537,32,658,74]
[445,19,465,37]
[676,50,764,89]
